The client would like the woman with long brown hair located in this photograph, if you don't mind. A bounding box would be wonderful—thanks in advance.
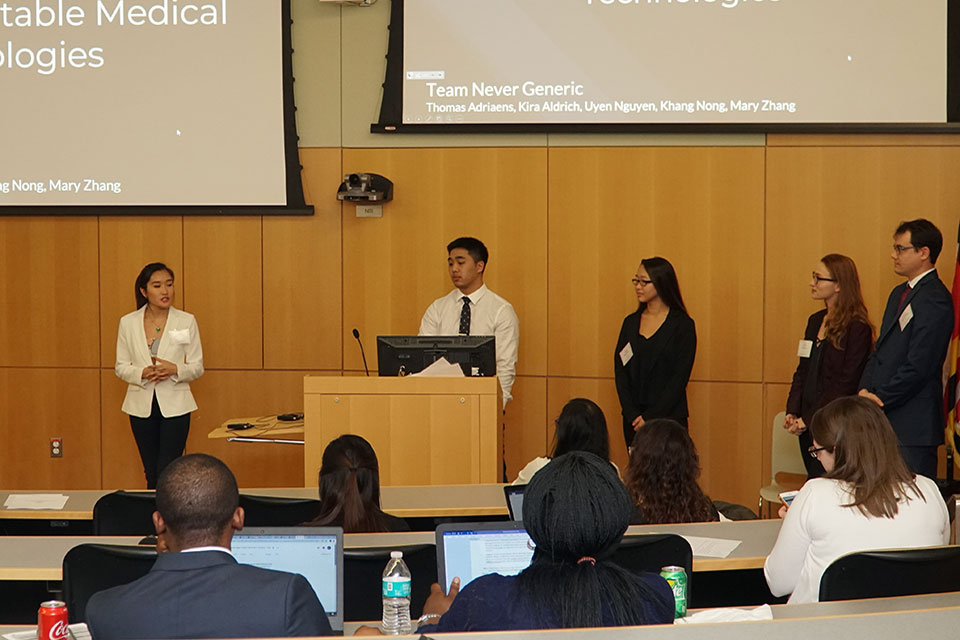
[765,396,948,604]
[785,254,873,477]
[625,419,719,524]
[306,435,409,532]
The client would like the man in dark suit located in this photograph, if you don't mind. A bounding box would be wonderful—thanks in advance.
[86,454,332,639]
[859,219,954,478]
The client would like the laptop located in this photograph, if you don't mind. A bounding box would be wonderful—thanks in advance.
[435,521,535,593]
[503,484,526,521]
[231,527,344,633]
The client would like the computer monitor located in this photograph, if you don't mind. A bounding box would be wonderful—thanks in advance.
[377,335,496,377]
[231,527,344,632]
[504,484,526,521]
[435,521,535,593]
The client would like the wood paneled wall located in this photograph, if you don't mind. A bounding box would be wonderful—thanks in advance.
[2,136,959,508]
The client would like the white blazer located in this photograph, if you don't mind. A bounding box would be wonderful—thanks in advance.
[115,306,204,419]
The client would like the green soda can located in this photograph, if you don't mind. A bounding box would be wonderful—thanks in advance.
[659,565,687,618]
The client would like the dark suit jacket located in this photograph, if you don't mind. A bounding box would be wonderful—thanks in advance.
[786,309,873,425]
[86,550,333,639]
[859,270,954,447]
[614,309,697,429]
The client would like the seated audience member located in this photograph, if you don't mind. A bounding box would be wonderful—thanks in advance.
[418,451,675,632]
[513,397,615,484]
[306,434,409,532]
[626,419,720,524]
[764,396,949,604]
[86,454,332,639]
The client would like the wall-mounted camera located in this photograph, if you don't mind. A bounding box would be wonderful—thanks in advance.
[337,173,393,202]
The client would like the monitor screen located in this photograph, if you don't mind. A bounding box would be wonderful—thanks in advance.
[231,527,343,631]
[436,522,535,592]
[377,335,496,377]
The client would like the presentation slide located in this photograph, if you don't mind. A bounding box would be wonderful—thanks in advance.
[402,0,947,125]
[0,0,286,206]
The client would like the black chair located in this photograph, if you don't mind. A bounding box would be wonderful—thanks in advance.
[819,546,960,602]
[62,543,158,623]
[92,491,157,536]
[613,533,693,576]
[238,494,322,526]
[343,544,437,622]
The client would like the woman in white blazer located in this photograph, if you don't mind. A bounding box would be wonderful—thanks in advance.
[116,263,204,488]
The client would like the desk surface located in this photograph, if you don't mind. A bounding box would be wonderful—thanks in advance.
[0,484,509,520]
[0,519,780,581]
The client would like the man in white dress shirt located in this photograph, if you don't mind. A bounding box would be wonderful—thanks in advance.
[419,237,519,407]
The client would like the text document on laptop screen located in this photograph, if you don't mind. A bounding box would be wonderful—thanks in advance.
[0,0,288,207]
[401,0,948,126]
[441,528,535,592]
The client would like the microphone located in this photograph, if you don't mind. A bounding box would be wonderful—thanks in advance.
[352,328,370,376]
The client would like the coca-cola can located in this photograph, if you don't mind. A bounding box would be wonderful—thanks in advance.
[38,600,69,640]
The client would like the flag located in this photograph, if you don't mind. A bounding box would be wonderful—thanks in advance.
[945,220,960,472]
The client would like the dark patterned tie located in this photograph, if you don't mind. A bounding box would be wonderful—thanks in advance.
[459,297,471,335]
[896,283,912,313]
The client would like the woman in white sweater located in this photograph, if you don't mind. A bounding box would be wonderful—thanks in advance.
[764,396,949,603]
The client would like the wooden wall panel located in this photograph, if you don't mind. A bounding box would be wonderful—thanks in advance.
[98,217,183,367]
[100,368,146,488]
[0,218,100,367]
[765,147,960,382]
[263,149,343,369]
[0,368,101,489]
[182,218,263,369]
[547,147,765,382]
[687,382,764,511]
[341,148,548,376]
[502,376,548,481]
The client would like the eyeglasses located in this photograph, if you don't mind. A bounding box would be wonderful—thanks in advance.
[811,272,837,284]
[807,445,829,458]
[893,244,917,255]
[631,278,653,287]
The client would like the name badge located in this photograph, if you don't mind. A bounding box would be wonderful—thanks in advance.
[619,342,634,366]
[899,304,914,331]
[797,339,813,358]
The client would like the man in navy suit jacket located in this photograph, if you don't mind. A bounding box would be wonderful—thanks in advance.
[859,219,954,479]
[87,454,332,639]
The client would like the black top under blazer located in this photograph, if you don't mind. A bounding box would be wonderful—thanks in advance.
[614,309,697,437]
[786,309,873,426]
[859,270,954,447]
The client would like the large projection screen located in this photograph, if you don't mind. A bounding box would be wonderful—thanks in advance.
[378,0,957,131]
[0,0,307,213]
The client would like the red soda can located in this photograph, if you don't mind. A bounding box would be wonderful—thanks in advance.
[38,600,69,640]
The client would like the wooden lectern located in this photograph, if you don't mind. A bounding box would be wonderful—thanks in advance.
[303,376,501,487]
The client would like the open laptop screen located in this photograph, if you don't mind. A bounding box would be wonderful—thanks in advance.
[436,522,535,593]
[232,527,343,631]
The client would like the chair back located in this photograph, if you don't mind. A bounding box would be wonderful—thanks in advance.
[92,491,157,536]
[343,544,436,621]
[769,411,807,479]
[62,543,157,623]
[819,546,960,601]
[613,533,693,577]
[238,494,322,526]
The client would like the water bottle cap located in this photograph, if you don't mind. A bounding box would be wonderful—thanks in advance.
[391,551,403,558]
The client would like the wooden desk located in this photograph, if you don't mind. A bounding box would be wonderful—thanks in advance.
[0,484,509,522]
[207,415,304,441]
[0,520,780,582]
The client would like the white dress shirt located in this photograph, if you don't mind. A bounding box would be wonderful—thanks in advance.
[419,284,519,406]
[764,475,949,603]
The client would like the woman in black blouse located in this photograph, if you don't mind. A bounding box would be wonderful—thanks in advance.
[614,257,696,449]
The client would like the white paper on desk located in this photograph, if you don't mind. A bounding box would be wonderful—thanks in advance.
[674,604,772,624]
[681,535,741,558]
[409,357,465,377]
[2,623,90,640]
[2,494,69,510]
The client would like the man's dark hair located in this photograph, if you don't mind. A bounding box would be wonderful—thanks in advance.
[447,237,489,269]
[895,218,943,264]
[156,454,239,547]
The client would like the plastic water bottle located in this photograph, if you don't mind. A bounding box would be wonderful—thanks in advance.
[381,550,412,635]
